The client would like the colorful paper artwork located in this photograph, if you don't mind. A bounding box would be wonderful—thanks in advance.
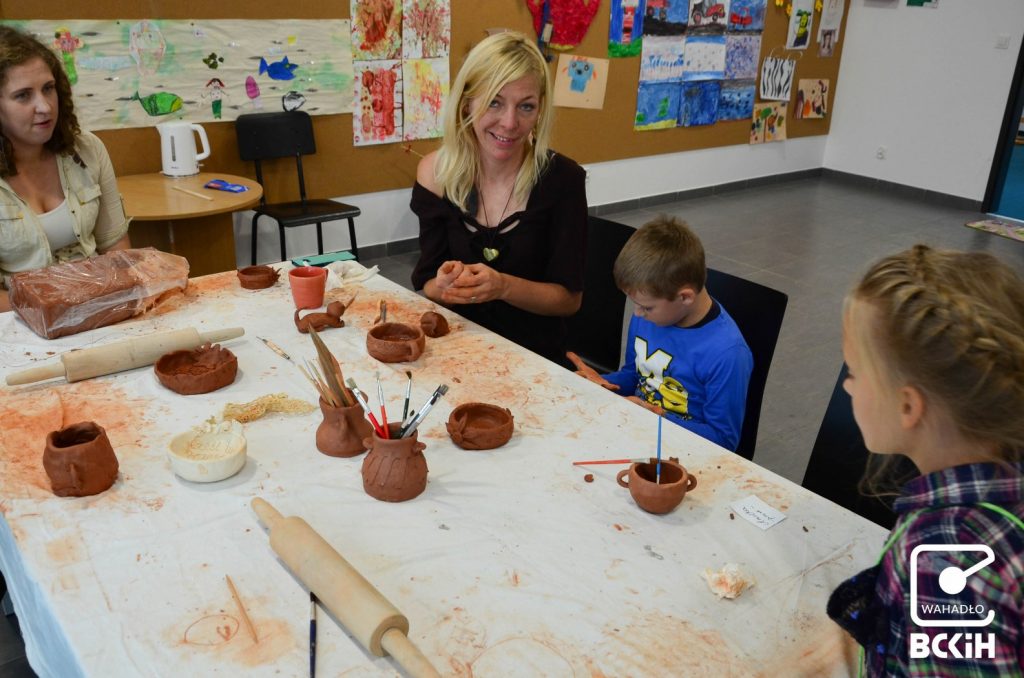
[403,0,451,59]
[609,0,646,57]
[794,78,828,119]
[681,80,720,126]
[750,101,786,143]
[717,80,755,121]
[759,55,795,101]
[785,0,815,50]
[635,81,682,130]
[2,19,353,130]
[644,0,690,36]
[354,60,403,146]
[640,36,686,82]
[817,0,843,57]
[526,0,602,51]
[352,0,404,60]
[402,58,448,140]
[682,34,726,81]
[724,33,760,80]
[727,0,767,31]
[553,54,610,109]
[689,0,730,31]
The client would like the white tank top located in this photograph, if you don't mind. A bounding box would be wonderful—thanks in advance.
[37,199,78,251]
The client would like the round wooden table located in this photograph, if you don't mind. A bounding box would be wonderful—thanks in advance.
[118,172,262,277]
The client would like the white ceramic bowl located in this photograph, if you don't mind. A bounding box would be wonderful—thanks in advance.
[167,420,247,483]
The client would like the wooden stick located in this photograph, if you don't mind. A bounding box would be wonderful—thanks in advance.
[225,575,259,643]
[172,185,214,201]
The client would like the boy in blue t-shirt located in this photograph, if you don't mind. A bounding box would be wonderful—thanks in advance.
[572,216,753,451]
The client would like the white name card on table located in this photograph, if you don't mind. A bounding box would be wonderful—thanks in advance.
[731,495,788,531]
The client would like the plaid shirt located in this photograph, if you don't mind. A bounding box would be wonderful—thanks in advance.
[868,461,1024,677]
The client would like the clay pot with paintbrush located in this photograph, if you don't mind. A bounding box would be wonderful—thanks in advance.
[616,457,697,514]
[317,392,373,458]
[361,424,428,502]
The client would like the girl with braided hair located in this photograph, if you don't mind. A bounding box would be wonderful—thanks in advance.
[828,244,1024,676]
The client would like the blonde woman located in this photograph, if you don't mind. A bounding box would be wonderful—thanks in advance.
[411,32,587,367]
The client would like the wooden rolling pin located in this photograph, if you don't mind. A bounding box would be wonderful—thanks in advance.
[5,326,244,386]
[251,497,440,678]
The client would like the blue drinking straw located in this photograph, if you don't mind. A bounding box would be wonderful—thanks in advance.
[656,415,663,485]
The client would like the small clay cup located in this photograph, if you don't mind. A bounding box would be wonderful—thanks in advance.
[236,265,280,290]
[616,457,697,515]
[289,266,327,309]
[361,423,428,502]
[420,311,450,338]
[446,402,514,450]
[43,421,119,497]
[155,343,238,395]
[316,395,374,457]
[366,322,426,363]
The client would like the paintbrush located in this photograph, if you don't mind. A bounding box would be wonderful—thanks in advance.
[656,415,663,485]
[299,360,338,407]
[375,371,389,439]
[399,384,449,438]
[309,592,317,678]
[307,327,354,407]
[345,378,386,436]
[402,370,413,422]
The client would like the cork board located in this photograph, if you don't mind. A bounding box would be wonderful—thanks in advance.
[2,1,848,201]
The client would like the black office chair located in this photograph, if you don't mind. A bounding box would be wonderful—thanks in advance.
[235,111,362,265]
[565,216,636,373]
[705,268,788,461]
[802,364,912,529]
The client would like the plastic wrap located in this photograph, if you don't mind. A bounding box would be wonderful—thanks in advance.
[8,248,189,339]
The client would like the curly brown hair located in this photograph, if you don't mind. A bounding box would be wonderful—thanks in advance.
[0,26,81,177]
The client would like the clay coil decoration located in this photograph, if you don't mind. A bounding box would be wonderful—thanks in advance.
[236,265,280,290]
[616,457,697,515]
[419,311,450,338]
[316,395,374,457]
[446,402,514,450]
[361,423,428,502]
[155,342,238,395]
[366,322,425,363]
[295,300,346,334]
[43,421,119,497]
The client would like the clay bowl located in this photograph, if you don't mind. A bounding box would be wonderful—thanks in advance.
[366,322,426,363]
[155,343,238,395]
[420,311,450,338]
[43,421,119,497]
[446,402,514,450]
[236,265,280,290]
[616,457,697,515]
[167,420,247,483]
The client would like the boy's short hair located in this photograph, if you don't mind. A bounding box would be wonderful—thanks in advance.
[613,215,706,299]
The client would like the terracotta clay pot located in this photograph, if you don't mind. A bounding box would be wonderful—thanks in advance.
[155,343,238,395]
[420,311,450,338]
[236,265,280,290]
[43,421,119,497]
[316,396,373,458]
[366,322,426,363]
[446,402,514,450]
[361,423,428,502]
[289,266,327,309]
[616,457,697,515]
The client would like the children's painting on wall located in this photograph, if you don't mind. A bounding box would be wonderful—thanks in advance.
[688,0,730,31]
[785,0,815,50]
[635,81,682,130]
[681,80,720,126]
[352,0,403,60]
[402,0,451,59]
[717,80,755,121]
[640,35,686,82]
[759,55,795,100]
[750,101,786,143]
[817,0,843,57]
[724,33,760,80]
[402,58,448,140]
[643,0,689,36]
[554,54,610,109]
[682,34,726,81]
[794,78,828,119]
[609,0,646,57]
[354,60,403,146]
[727,0,766,31]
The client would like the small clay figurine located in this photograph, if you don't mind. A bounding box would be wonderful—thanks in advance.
[420,311,450,338]
[295,300,346,334]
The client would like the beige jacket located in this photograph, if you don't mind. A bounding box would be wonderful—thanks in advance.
[0,131,130,288]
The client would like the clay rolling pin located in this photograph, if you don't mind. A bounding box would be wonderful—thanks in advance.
[5,326,244,386]
[251,497,440,678]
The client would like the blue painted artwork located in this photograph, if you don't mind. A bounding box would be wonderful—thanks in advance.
[724,34,761,80]
[680,80,720,127]
[568,58,595,92]
[682,34,726,81]
[259,56,298,80]
[643,0,688,36]
[635,81,682,131]
[717,81,756,121]
[610,0,647,58]
[728,0,767,32]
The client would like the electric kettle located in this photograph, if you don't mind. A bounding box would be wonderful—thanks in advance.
[157,121,210,177]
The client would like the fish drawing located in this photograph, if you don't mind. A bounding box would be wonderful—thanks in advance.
[245,76,263,109]
[132,91,183,116]
[282,91,306,111]
[259,56,298,81]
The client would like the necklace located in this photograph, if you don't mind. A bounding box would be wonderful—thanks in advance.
[477,180,516,262]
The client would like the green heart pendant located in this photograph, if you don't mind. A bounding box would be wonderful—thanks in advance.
[483,247,500,262]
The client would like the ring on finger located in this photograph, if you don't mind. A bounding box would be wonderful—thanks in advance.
[471,296,478,303]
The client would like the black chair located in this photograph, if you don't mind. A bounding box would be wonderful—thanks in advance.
[235,111,361,265]
[704,268,788,461]
[565,216,636,373]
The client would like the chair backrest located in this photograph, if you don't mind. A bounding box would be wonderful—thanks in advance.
[565,216,636,374]
[235,111,317,203]
[705,268,788,460]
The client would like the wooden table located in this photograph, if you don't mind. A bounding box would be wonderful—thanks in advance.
[119,172,262,277]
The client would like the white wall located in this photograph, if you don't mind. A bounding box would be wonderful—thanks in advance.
[824,0,1024,201]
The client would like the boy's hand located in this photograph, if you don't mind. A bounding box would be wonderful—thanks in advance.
[626,395,665,416]
[566,351,619,391]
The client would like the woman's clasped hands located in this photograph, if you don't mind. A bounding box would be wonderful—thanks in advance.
[434,260,506,305]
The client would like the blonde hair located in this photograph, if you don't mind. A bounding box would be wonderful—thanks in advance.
[434,32,553,212]
[847,245,1024,492]
[613,215,706,298]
